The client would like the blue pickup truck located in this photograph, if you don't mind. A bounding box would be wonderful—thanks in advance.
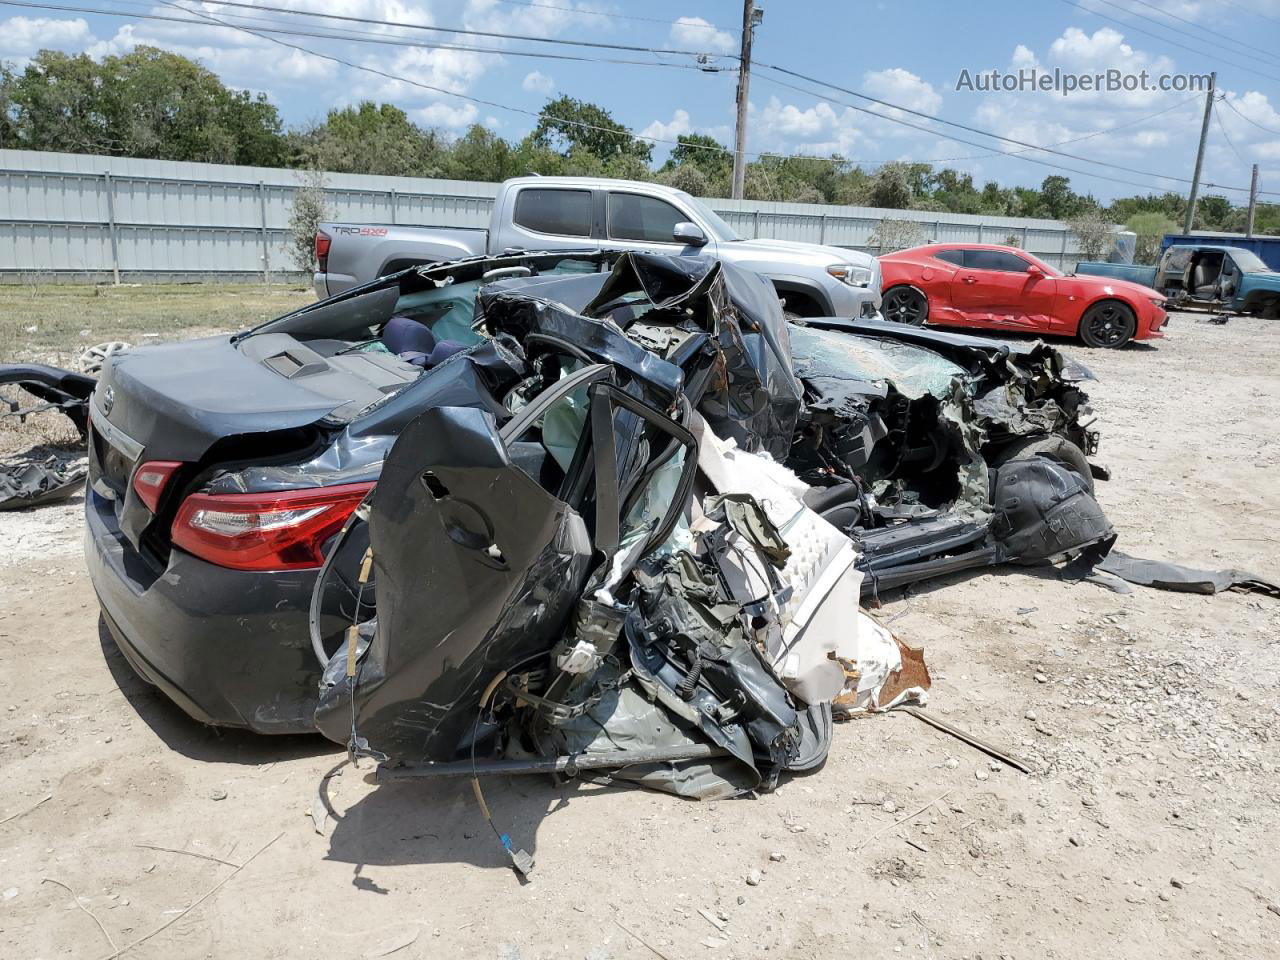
[1076,244,1280,318]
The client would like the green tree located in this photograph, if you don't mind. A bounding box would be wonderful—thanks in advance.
[1194,194,1233,230]
[1037,175,1095,220]
[1068,209,1115,260]
[443,124,515,182]
[6,51,110,154]
[870,218,928,252]
[866,162,914,209]
[655,163,711,196]
[1106,191,1184,223]
[4,47,286,164]
[293,101,442,176]
[1125,211,1179,264]
[0,62,18,149]
[288,168,328,272]
[929,168,984,214]
[97,47,286,165]
[665,133,731,180]
[530,95,651,164]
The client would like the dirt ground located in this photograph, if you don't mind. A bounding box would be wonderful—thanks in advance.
[2,308,1278,960]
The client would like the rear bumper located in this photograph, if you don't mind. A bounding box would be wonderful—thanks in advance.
[314,270,358,300]
[85,488,326,734]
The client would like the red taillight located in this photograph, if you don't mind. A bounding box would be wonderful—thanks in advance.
[315,230,331,272]
[131,460,183,513]
[171,482,373,572]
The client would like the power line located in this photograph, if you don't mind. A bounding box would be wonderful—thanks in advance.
[1056,0,1280,86]
[919,92,1202,164]
[48,0,1198,175]
[0,0,727,70]
[755,73,1199,195]
[482,0,738,32]
[139,0,752,156]
[146,0,1210,196]
[755,63,1272,194]
[1213,96,1253,170]
[1219,95,1280,136]
[172,0,732,57]
[9,0,1270,204]
[1114,0,1280,68]
[1217,0,1280,27]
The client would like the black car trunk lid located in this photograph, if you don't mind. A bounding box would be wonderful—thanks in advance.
[90,336,346,551]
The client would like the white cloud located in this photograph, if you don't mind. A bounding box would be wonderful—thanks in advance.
[862,67,942,117]
[522,70,554,95]
[415,101,479,129]
[951,24,1210,190]
[759,98,841,138]
[0,16,93,61]
[1011,44,1038,69]
[641,109,693,142]
[748,96,873,160]
[668,16,736,55]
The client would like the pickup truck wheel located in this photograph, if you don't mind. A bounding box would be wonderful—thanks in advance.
[1079,301,1135,348]
[882,286,928,325]
[991,435,1094,495]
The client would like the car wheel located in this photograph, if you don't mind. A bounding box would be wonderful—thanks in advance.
[882,286,928,325]
[991,435,1094,495]
[1078,301,1136,348]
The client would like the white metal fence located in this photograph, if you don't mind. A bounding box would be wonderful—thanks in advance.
[0,148,1085,282]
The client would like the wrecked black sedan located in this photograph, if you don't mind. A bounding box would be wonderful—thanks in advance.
[84,250,799,734]
[308,255,1116,827]
[86,249,1110,745]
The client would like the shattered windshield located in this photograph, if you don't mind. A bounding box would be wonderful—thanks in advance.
[788,325,968,400]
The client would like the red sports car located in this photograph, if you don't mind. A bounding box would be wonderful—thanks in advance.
[877,243,1168,348]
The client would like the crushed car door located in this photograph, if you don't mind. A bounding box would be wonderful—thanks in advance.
[314,362,699,762]
[952,248,1058,329]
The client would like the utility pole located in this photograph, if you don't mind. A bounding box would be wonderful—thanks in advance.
[1181,71,1215,237]
[732,2,762,200]
[1246,163,1259,238]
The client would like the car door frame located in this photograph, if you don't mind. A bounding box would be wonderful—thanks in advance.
[499,183,603,254]
[598,188,715,258]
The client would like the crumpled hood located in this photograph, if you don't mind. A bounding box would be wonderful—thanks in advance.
[728,237,876,269]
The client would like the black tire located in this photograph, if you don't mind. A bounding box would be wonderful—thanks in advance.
[882,286,928,325]
[1079,300,1136,348]
[991,435,1094,495]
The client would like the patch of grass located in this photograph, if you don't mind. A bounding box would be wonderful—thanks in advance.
[0,282,317,457]
[0,282,315,367]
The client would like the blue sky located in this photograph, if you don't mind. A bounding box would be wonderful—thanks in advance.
[1,0,1278,202]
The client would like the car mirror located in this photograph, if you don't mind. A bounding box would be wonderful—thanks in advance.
[1026,264,1044,277]
[673,221,707,246]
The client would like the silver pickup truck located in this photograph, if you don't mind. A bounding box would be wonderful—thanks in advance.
[314,176,881,319]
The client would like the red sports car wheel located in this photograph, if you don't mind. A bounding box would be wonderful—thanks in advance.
[882,286,928,325]
[1079,301,1136,348]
